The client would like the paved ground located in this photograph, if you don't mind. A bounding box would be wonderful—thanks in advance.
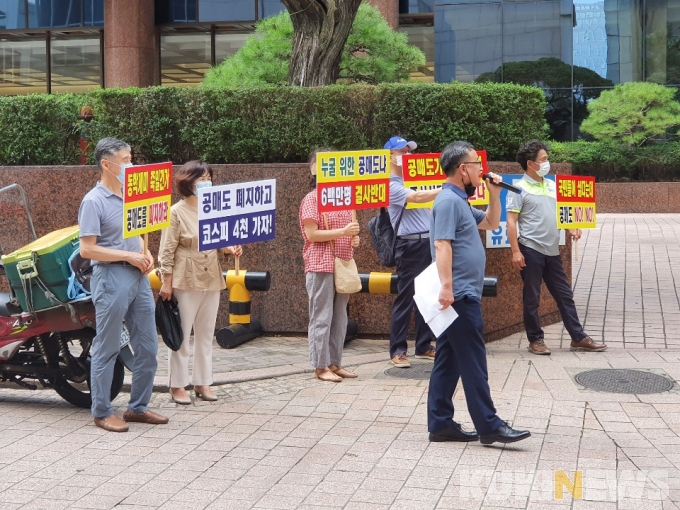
[1,214,679,509]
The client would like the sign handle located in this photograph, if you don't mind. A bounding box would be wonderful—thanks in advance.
[573,238,579,261]
[352,210,357,223]
[235,255,240,276]
[143,233,148,254]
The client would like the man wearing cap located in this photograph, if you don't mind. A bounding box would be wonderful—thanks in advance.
[385,136,441,368]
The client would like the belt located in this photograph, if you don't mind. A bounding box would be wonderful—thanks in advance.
[105,261,135,267]
[398,233,430,240]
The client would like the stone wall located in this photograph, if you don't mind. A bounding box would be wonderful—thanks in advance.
[0,162,573,341]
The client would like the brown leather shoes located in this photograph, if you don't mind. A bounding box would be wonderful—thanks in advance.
[571,336,607,352]
[528,339,551,355]
[123,410,169,424]
[94,414,129,432]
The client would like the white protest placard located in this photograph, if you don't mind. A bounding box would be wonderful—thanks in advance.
[198,179,276,251]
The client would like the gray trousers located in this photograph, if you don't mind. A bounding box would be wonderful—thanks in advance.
[90,264,158,418]
[305,272,349,369]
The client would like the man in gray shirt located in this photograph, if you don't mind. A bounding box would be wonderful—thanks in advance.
[79,138,168,432]
[385,136,441,368]
[506,140,606,355]
[428,140,530,445]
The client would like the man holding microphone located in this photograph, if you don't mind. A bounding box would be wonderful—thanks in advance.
[427,140,530,445]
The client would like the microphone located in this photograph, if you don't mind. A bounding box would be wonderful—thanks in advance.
[482,173,522,194]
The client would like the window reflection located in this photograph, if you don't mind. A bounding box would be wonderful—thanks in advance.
[50,35,100,92]
[161,32,211,86]
[214,31,249,64]
[199,0,254,22]
[400,24,434,82]
[258,0,285,18]
[0,37,47,95]
[28,0,82,28]
[0,0,27,29]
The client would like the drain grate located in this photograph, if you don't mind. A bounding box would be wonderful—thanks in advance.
[574,369,674,394]
[385,363,433,380]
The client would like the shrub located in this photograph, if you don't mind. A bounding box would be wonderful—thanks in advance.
[580,82,680,146]
[0,94,88,165]
[0,83,547,165]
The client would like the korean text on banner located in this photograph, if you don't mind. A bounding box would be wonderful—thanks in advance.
[316,150,390,213]
[198,179,276,252]
[123,162,172,238]
[402,150,489,209]
[555,175,596,229]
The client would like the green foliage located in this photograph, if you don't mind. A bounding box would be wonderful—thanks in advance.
[202,4,425,88]
[201,14,291,88]
[0,94,88,165]
[580,82,680,146]
[0,82,546,166]
[550,141,680,181]
[339,4,425,84]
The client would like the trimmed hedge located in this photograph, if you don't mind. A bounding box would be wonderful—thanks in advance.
[0,83,547,166]
[550,141,680,181]
[0,94,88,165]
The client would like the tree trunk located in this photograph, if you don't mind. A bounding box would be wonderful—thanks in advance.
[281,0,362,86]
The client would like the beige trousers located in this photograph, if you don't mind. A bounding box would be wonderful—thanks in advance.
[168,288,221,388]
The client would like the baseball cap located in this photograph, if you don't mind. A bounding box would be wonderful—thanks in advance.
[384,136,418,151]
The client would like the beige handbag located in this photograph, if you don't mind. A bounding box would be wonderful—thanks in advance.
[324,215,362,294]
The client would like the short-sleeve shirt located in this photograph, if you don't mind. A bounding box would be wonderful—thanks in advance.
[299,190,353,273]
[505,174,560,256]
[430,184,487,300]
[387,175,431,236]
[78,183,142,265]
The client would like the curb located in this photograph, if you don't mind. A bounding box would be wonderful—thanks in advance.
[122,351,390,392]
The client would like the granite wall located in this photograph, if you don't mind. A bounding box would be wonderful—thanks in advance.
[0,162,573,341]
[597,182,680,213]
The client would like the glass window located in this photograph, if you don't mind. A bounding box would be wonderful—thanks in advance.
[214,31,249,64]
[28,0,82,28]
[50,35,101,93]
[435,3,502,82]
[83,0,103,26]
[400,0,434,14]
[573,0,607,79]
[0,0,27,29]
[258,0,284,19]
[199,0,255,22]
[155,0,197,24]
[0,37,47,95]
[161,32,211,86]
[400,24,435,81]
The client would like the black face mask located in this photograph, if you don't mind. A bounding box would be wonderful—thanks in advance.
[462,170,476,197]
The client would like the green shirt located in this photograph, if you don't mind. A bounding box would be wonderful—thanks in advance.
[506,174,560,257]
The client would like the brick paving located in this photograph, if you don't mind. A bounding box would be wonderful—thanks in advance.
[0,214,679,509]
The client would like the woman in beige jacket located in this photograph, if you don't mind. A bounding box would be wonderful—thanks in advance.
[159,161,242,404]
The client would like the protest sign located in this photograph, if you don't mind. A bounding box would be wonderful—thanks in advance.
[316,150,390,213]
[556,176,596,229]
[198,179,276,252]
[402,150,489,208]
[486,174,565,249]
[123,162,172,239]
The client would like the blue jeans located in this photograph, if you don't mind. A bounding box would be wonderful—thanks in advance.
[427,296,504,436]
[90,264,158,418]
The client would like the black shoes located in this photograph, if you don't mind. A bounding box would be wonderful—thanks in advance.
[429,422,479,442]
[480,423,531,445]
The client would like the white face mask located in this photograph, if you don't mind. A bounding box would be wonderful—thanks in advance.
[536,161,550,177]
[394,155,403,168]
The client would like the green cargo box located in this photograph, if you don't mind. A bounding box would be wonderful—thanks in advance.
[2,225,80,312]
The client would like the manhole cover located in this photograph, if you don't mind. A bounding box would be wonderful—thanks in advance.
[385,363,433,380]
[574,369,674,394]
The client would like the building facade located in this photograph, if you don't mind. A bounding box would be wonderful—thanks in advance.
[1,0,678,138]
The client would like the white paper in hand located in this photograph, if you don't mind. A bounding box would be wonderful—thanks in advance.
[413,262,458,337]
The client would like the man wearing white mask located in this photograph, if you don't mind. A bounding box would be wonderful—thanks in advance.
[384,136,441,368]
[79,137,168,432]
[506,140,606,355]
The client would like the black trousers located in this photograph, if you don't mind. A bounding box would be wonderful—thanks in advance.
[389,237,434,358]
[519,244,586,343]
[427,296,504,435]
